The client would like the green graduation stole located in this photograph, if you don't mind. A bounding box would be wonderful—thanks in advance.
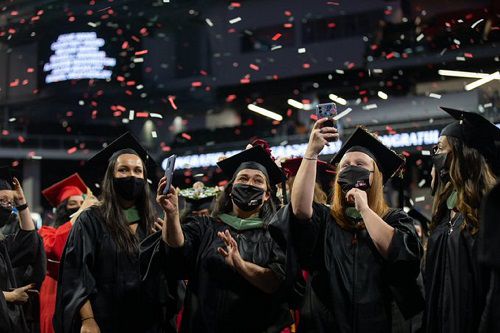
[447,190,458,210]
[218,213,264,231]
[345,206,363,220]
[123,206,141,225]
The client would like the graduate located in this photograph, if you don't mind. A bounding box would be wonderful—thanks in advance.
[423,107,499,333]
[281,119,423,332]
[179,181,218,218]
[143,145,292,333]
[54,133,177,333]
[281,157,336,205]
[478,182,500,333]
[0,167,45,333]
[38,173,87,333]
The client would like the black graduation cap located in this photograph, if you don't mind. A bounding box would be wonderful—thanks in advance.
[330,127,405,184]
[217,145,285,186]
[0,166,16,191]
[440,107,500,165]
[185,196,215,212]
[83,132,158,192]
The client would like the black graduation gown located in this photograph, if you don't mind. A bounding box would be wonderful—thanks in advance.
[424,212,485,333]
[143,215,292,333]
[0,229,44,333]
[54,206,173,333]
[272,203,422,333]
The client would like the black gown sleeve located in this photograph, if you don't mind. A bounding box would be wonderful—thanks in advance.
[383,209,425,319]
[288,202,329,271]
[54,209,99,333]
[163,216,210,280]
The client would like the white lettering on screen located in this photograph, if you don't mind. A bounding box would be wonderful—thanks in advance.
[44,32,116,83]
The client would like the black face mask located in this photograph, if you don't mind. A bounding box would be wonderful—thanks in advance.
[337,165,372,193]
[64,207,79,221]
[0,206,13,228]
[431,153,449,196]
[113,177,145,201]
[231,183,266,212]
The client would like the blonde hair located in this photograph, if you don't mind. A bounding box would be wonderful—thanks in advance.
[330,159,389,230]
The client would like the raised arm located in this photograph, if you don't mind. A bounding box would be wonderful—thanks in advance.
[12,177,35,231]
[157,177,183,247]
[291,118,338,219]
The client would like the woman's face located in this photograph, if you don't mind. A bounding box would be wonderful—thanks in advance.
[114,154,144,179]
[233,168,270,202]
[66,195,84,210]
[338,151,375,184]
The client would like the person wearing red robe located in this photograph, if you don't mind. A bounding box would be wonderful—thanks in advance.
[38,174,87,333]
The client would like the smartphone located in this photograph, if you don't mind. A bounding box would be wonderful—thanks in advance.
[163,155,177,195]
[315,102,337,128]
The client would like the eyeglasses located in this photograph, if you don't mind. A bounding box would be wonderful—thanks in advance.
[0,199,14,208]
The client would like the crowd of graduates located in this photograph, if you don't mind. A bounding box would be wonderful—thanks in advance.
[0,106,499,333]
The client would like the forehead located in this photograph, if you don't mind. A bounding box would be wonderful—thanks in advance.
[0,190,13,199]
[235,168,266,179]
[438,136,449,144]
[67,194,84,201]
[340,151,374,164]
[116,153,143,166]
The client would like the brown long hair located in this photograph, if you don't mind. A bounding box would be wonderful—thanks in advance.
[330,159,389,230]
[212,170,277,225]
[431,136,497,234]
[98,149,156,254]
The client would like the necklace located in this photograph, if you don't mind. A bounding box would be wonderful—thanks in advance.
[447,215,459,235]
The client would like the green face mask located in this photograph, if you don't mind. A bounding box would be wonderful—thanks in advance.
[123,206,141,225]
[345,206,363,221]
[447,190,458,210]
[218,213,264,231]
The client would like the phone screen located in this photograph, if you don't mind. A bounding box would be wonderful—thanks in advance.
[163,155,177,195]
[315,102,337,127]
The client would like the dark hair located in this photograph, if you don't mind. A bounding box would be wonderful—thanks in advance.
[212,169,277,225]
[431,136,497,234]
[98,148,156,254]
[53,199,71,228]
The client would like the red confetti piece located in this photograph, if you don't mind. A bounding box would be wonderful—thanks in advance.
[125,90,133,96]
[68,16,76,22]
[271,33,282,41]
[2,130,9,136]
[91,110,98,119]
[26,68,35,73]
[116,76,125,82]
[9,79,19,87]
[191,81,203,87]
[161,145,172,152]
[200,70,208,76]
[135,50,148,56]
[302,63,311,69]
[386,52,395,59]
[136,112,149,118]
[132,35,140,42]
[327,22,336,28]
[18,136,25,143]
[230,2,241,7]
[310,114,318,121]
[226,94,237,102]
[181,133,192,140]
[286,109,293,117]
[121,41,129,49]
[168,96,178,110]
[67,147,78,155]
[240,78,250,84]
[126,81,136,86]
[249,63,260,71]
[464,52,473,58]
[402,151,411,157]
[284,10,292,16]
[347,62,356,69]
[11,11,19,16]
[283,23,293,28]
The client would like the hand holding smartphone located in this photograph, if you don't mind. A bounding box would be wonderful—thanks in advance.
[162,155,177,195]
[315,102,337,128]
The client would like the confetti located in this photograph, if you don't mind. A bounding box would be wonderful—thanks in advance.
[271,33,282,41]
[67,147,78,155]
[229,17,241,24]
[470,19,484,29]
[428,93,441,99]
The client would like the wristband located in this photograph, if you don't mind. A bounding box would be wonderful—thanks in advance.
[303,156,318,161]
[16,203,28,211]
